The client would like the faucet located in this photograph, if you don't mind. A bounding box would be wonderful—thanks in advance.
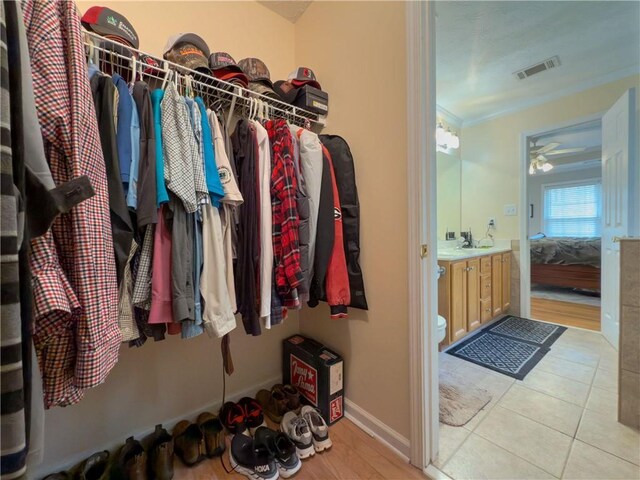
[455,237,469,250]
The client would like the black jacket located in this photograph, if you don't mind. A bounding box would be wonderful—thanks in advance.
[319,135,368,310]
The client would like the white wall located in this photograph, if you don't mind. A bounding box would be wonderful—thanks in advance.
[527,166,602,234]
[460,75,640,242]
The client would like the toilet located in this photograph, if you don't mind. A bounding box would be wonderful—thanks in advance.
[437,315,447,344]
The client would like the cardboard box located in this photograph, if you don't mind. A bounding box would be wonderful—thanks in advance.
[283,335,344,425]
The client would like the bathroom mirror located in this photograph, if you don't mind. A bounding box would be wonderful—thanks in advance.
[437,151,462,240]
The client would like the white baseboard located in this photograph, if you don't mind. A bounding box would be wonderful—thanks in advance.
[32,375,281,479]
[343,397,411,461]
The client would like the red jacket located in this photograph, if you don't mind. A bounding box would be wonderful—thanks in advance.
[323,146,350,318]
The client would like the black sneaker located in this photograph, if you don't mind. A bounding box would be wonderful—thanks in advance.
[230,433,279,480]
[254,426,301,479]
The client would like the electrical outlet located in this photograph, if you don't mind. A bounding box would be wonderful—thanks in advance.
[504,204,517,216]
[488,217,496,228]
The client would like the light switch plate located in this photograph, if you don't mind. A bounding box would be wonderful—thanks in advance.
[504,204,517,216]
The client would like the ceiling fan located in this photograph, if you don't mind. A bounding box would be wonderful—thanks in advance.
[528,141,586,174]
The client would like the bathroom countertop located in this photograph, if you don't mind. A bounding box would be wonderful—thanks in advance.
[437,246,511,261]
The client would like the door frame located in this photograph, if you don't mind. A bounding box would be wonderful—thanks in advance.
[406,0,439,472]
[518,112,604,319]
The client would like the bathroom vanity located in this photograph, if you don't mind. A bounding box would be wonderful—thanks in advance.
[438,248,512,346]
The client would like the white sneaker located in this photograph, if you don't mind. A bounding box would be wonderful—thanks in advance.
[300,406,332,452]
[280,411,315,459]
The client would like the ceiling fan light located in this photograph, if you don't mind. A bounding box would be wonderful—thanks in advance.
[436,123,448,146]
[450,132,460,149]
[541,163,554,172]
[529,163,536,175]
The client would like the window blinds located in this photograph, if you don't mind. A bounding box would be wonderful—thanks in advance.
[543,180,602,237]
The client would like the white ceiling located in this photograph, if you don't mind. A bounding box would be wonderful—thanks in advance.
[436,1,640,125]
[258,0,312,23]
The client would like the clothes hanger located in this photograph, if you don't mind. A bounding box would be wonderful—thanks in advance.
[130,54,137,84]
[161,62,173,91]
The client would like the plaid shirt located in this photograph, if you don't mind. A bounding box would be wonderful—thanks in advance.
[22,0,120,407]
[267,119,303,297]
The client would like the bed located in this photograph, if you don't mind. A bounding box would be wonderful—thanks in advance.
[530,237,601,292]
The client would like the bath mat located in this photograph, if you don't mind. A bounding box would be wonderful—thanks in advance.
[446,331,550,380]
[488,315,567,347]
[439,370,492,427]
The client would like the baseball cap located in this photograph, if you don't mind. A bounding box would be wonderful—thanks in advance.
[288,67,321,90]
[248,81,278,99]
[81,6,139,49]
[209,52,249,87]
[163,33,210,73]
[274,80,302,104]
[238,58,273,88]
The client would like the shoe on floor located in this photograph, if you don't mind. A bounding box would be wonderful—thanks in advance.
[282,385,301,412]
[280,411,314,459]
[42,473,71,480]
[220,401,248,435]
[197,412,225,457]
[238,397,267,434]
[255,386,289,423]
[142,424,174,480]
[111,436,147,480]
[68,450,111,480]
[229,432,279,480]
[300,406,332,452]
[253,426,301,479]
[172,420,206,466]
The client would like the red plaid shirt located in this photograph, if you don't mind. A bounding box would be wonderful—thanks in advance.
[22,0,121,407]
[267,120,303,298]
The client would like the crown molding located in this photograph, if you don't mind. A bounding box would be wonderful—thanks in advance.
[436,104,463,129]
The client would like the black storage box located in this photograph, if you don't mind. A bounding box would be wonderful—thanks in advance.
[293,85,329,115]
[283,335,344,425]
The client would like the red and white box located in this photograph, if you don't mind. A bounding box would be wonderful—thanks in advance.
[283,335,344,425]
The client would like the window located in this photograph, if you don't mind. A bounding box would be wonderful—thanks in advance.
[543,180,602,237]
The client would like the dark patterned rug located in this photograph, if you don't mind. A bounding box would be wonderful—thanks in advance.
[488,316,567,347]
[446,317,566,380]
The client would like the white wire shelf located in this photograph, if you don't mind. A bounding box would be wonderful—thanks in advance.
[83,30,323,128]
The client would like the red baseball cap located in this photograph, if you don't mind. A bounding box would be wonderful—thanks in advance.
[81,6,139,49]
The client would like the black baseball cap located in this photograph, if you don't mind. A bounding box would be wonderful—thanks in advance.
[274,80,302,104]
[81,6,139,49]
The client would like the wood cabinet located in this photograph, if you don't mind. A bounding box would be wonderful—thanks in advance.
[439,250,511,346]
[502,253,511,312]
[492,254,503,317]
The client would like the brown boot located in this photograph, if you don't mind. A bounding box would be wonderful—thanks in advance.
[142,424,174,480]
[255,385,289,423]
[112,437,147,480]
[282,384,302,412]
[172,420,205,466]
[68,451,110,480]
[197,412,225,458]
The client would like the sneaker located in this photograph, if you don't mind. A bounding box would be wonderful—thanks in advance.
[280,411,314,459]
[254,426,301,478]
[300,406,332,452]
[238,397,267,435]
[220,402,247,435]
[229,432,279,480]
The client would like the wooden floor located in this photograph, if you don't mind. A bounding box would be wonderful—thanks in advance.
[531,297,600,331]
[173,418,425,479]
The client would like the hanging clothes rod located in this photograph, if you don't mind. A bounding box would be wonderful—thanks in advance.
[83,30,320,127]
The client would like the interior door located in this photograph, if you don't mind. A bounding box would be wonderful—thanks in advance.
[601,88,636,349]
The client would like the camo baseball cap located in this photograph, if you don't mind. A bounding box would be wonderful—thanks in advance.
[82,6,139,49]
[238,58,273,88]
[163,33,210,73]
[248,81,278,99]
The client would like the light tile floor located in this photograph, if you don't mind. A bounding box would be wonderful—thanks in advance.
[436,326,640,479]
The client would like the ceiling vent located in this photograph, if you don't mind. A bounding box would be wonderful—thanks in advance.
[514,56,561,80]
